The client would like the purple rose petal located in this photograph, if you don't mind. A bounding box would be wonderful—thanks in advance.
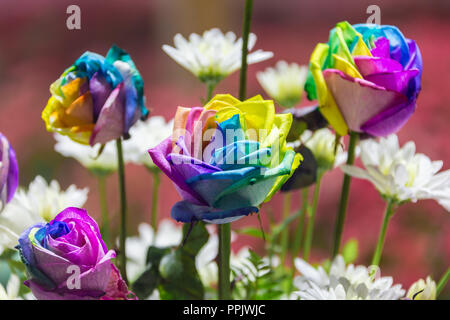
[364,69,419,95]
[370,37,391,59]
[148,138,206,205]
[0,134,18,205]
[354,56,403,77]
[89,72,113,121]
[17,207,130,300]
[361,99,416,136]
[90,83,125,145]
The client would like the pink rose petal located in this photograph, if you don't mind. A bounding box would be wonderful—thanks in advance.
[323,69,408,132]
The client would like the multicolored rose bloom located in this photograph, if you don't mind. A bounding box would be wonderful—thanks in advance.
[0,133,18,211]
[305,21,423,256]
[305,21,422,137]
[16,207,135,300]
[149,94,301,224]
[42,45,149,146]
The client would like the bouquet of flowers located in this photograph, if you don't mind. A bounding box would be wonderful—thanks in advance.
[0,1,448,302]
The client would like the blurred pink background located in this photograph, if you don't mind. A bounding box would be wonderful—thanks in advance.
[0,0,449,296]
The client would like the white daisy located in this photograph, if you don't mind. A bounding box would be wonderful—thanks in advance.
[0,274,20,300]
[257,61,308,108]
[407,276,436,300]
[123,116,174,169]
[0,176,88,249]
[54,134,117,175]
[341,134,450,210]
[162,28,273,84]
[294,255,405,300]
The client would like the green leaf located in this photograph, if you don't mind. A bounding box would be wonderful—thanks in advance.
[235,227,264,239]
[155,222,209,300]
[158,250,204,300]
[342,238,358,264]
[287,119,307,142]
[132,246,171,299]
[181,222,209,257]
[146,246,170,265]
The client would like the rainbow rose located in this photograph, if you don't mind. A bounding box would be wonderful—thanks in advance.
[16,207,134,300]
[149,94,301,224]
[0,133,18,210]
[42,45,148,146]
[305,21,422,137]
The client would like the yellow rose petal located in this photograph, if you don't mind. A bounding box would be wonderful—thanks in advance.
[309,44,348,136]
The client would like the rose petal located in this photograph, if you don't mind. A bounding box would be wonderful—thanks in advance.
[167,153,221,182]
[33,243,74,285]
[89,72,113,121]
[405,39,423,97]
[171,200,258,224]
[25,280,102,300]
[90,83,125,145]
[102,264,136,300]
[54,207,107,253]
[148,138,206,205]
[370,37,390,59]
[0,135,18,203]
[364,69,419,95]
[186,166,261,207]
[323,69,408,132]
[75,250,115,292]
[361,99,416,136]
[354,56,403,77]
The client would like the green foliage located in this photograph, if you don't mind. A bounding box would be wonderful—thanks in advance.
[132,246,170,299]
[132,222,209,300]
[286,119,307,142]
[180,222,210,256]
[158,250,204,300]
[235,227,264,239]
[0,248,30,298]
[231,250,288,300]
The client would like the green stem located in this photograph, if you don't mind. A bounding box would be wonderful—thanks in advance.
[437,267,450,297]
[151,169,160,234]
[116,138,128,284]
[206,82,215,102]
[332,131,359,257]
[97,175,111,248]
[288,189,309,294]
[280,192,292,265]
[217,0,253,301]
[371,199,395,266]
[239,0,253,101]
[303,173,323,261]
[218,223,231,299]
[292,189,309,261]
